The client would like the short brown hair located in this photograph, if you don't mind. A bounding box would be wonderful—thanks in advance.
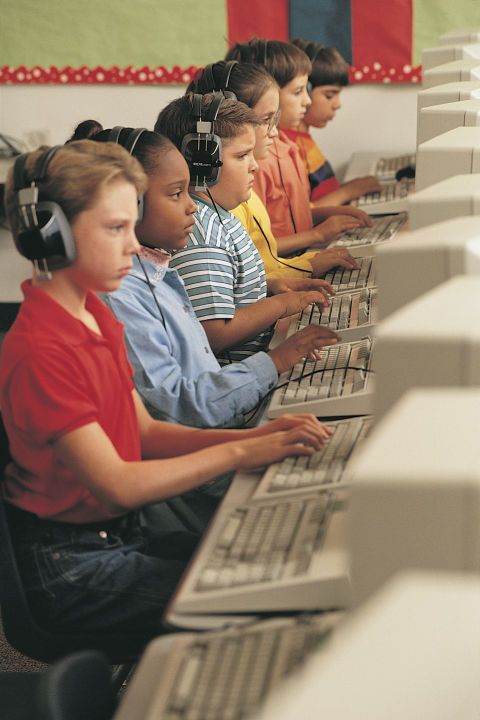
[5,140,147,241]
[225,38,312,88]
[187,61,278,110]
[292,39,349,87]
[154,92,261,151]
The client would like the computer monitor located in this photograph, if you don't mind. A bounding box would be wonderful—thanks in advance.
[415,126,480,190]
[408,174,480,229]
[417,81,480,137]
[376,216,480,318]
[417,98,480,146]
[252,569,480,720]
[422,43,480,71]
[439,28,480,45]
[373,276,480,421]
[422,58,480,88]
[348,388,480,606]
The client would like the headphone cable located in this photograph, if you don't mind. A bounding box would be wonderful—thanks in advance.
[253,215,310,275]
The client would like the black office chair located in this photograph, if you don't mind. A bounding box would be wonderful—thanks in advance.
[0,650,117,720]
[36,650,116,720]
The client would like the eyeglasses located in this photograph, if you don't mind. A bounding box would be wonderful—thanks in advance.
[261,109,281,133]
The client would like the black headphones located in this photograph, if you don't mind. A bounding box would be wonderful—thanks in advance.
[200,60,238,99]
[237,39,268,65]
[13,146,76,274]
[108,126,147,222]
[180,92,224,190]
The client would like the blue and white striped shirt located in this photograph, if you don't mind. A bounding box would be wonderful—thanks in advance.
[170,197,272,364]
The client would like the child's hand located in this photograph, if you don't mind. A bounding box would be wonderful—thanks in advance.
[314,205,372,227]
[275,288,333,318]
[311,215,364,246]
[253,413,333,443]
[309,248,359,277]
[234,420,332,471]
[268,276,335,298]
[268,324,340,374]
[343,175,382,201]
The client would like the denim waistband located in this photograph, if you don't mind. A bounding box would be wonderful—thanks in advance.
[5,502,138,538]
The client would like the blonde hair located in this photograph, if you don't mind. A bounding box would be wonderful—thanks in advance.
[5,140,148,240]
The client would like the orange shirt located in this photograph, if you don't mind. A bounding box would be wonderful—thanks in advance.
[253,130,313,238]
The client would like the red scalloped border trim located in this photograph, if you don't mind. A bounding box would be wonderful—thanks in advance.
[0,64,422,85]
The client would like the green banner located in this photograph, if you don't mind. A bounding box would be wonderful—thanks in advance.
[0,0,228,67]
[413,0,480,65]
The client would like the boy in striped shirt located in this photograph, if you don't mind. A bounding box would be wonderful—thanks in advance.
[155,93,336,365]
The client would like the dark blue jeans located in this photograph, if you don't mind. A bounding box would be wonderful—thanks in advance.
[6,502,203,658]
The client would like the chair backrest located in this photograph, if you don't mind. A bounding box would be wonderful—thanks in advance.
[36,650,116,720]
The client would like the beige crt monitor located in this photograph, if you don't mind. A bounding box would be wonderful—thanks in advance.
[348,388,480,606]
[422,43,480,71]
[373,276,480,421]
[408,174,480,229]
[416,81,480,139]
[422,59,480,88]
[376,216,480,318]
[439,28,480,45]
[252,570,480,720]
[417,99,480,145]
[417,81,480,115]
[415,126,480,190]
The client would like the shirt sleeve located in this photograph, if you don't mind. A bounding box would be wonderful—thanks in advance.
[7,349,99,444]
[104,288,278,428]
[169,236,237,322]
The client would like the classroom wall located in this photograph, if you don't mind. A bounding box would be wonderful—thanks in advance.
[0,81,418,303]
[0,82,418,177]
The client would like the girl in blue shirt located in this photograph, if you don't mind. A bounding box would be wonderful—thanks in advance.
[70,122,339,429]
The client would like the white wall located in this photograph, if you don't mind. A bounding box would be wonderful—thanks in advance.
[0,82,419,174]
[0,82,419,301]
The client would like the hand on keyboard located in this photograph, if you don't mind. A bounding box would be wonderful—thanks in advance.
[253,413,333,443]
[342,175,382,201]
[310,248,359,278]
[312,205,372,227]
[268,324,340,374]
[235,421,333,471]
[275,289,334,318]
[267,276,335,300]
[311,215,365,247]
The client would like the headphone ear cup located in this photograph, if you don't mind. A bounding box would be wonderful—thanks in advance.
[15,200,76,270]
[181,132,223,188]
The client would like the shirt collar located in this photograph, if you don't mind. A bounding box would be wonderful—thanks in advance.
[269,131,297,159]
[20,280,124,347]
[191,193,231,221]
[130,253,168,285]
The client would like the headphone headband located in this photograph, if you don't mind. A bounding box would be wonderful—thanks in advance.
[197,61,238,100]
[106,126,147,223]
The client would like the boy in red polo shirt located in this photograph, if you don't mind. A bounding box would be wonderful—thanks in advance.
[0,140,331,657]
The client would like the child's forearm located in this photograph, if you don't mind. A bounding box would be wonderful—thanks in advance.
[275,230,317,255]
[199,296,287,353]
[312,187,351,208]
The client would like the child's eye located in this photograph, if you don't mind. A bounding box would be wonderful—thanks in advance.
[170,188,183,199]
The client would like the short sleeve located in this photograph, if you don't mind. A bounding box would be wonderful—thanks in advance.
[7,349,99,443]
[170,244,237,321]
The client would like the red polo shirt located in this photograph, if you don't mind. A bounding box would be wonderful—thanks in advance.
[0,281,141,522]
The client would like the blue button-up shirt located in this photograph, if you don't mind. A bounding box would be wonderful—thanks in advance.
[103,255,278,428]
